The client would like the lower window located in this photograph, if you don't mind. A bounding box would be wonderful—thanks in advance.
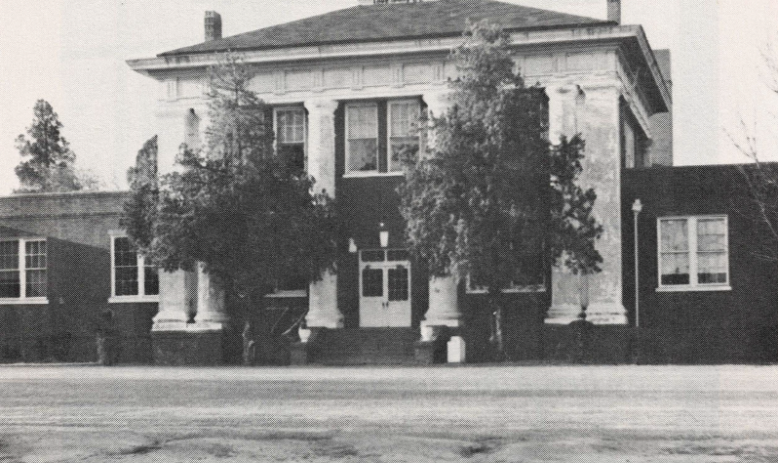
[659,216,729,289]
[0,238,47,301]
[111,236,159,300]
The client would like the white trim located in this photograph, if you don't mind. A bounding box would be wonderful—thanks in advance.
[0,237,47,302]
[0,298,48,305]
[109,295,160,304]
[343,172,404,179]
[345,102,379,174]
[656,285,732,293]
[387,99,421,173]
[657,215,730,291]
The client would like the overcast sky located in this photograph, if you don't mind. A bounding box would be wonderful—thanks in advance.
[1,0,777,194]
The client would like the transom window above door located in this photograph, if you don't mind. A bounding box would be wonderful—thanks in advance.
[345,99,421,176]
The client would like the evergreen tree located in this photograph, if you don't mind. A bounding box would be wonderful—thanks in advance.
[15,100,82,192]
[123,54,337,352]
[398,22,602,359]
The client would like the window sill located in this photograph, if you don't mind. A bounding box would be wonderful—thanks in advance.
[656,285,732,293]
[109,296,160,304]
[343,172,404,179]
[265,290,307,298]
[0,298,48,305]
[467,286,547,295]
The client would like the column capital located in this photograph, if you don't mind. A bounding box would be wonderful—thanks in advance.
[422,91,452,117]
[304,98,339,115]
[543,83,580,99]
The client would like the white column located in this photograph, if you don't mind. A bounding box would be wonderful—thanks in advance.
[152,105,199,331]
[545,82,628,325]
[192,263,228,331]
[304,99,343,328]
[419,92,463,336]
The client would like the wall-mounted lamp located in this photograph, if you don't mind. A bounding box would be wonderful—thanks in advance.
[379,222,389,248]
[349,238,358,254]
[632,199,643,328]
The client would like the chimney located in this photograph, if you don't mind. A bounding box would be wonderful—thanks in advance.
[205,11,222,42]
[607,0,621,24]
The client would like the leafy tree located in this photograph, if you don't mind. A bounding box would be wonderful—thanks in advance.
[123,54,337,358]
[14,99,85,192]
[398,22,602,359]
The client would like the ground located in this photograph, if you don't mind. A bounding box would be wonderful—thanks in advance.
[0,365,777,462]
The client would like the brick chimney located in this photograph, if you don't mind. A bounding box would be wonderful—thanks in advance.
[205,11,222,42]
[607,0,621,24]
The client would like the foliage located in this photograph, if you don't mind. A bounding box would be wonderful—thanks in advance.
[399,21,602,299]
[14,99,86,192]
[123,54,337,306]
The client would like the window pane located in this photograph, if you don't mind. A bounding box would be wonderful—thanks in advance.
[347,105,378,173]
[278,144,305,172]
[144,266,159,296]
[697,218,726,251]
[115,267,139,296]
[390,138,419,171]
[0,241,19,270]
[698,252,727,284]
[388,266,409,301]
[277,109,305,144]
[362,268,383,297]
[660,220,688,252]
[26,269,46,298]
[348,139,378,172]
[279,273,307,292]
[25,240,46,270]
[661,252,690,285]
[114,237,137,266]
[390,102,419,137]
[0,271,20,298]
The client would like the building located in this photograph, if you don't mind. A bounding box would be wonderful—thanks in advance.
[0,0,774,364]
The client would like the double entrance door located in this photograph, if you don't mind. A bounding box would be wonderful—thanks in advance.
[359,249,411,327]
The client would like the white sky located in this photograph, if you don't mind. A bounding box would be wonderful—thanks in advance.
[1,0,777,194]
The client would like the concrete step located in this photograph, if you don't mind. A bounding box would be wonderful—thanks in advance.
[312,328,419,365]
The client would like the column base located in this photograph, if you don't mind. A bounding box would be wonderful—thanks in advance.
[152,328,226,365]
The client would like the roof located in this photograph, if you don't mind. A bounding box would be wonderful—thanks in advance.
[0,191,129,219]
[160,0,611,56]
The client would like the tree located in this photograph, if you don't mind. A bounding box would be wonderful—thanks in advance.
[123,54,337,358]
[398,22,602,359]
[14,100,85,192]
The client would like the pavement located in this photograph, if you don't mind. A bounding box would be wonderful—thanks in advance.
[0,364,777,462]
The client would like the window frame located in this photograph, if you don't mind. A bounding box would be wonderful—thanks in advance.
[386,99,421,174]
[344,99,422,178]
[656,215,731,292]
[273,106,307,172]
[344,101,381,176]
[0,238,48,305]
[465,275,546,295]
[109,232,160,303]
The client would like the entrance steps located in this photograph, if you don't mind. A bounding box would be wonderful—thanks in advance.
[311,328,419,365]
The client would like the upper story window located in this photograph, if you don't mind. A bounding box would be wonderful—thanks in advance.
[658,216,730,291]
[346,103,379,173]
[0,238,47,303]
[346,99,421,176]
[275,107,306,172]
[388,100,421,172]
[111,236,159,302]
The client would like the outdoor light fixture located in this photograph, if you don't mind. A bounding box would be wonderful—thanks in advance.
[379,222,389,248]
[349,238,358,254]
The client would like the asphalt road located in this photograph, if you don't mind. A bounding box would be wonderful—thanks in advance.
[1,364,777,462]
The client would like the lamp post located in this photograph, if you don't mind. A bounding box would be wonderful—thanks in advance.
[632,199,643,327]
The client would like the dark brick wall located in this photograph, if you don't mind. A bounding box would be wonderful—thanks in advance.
[0,192,157,364]
[623,165,778,363]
